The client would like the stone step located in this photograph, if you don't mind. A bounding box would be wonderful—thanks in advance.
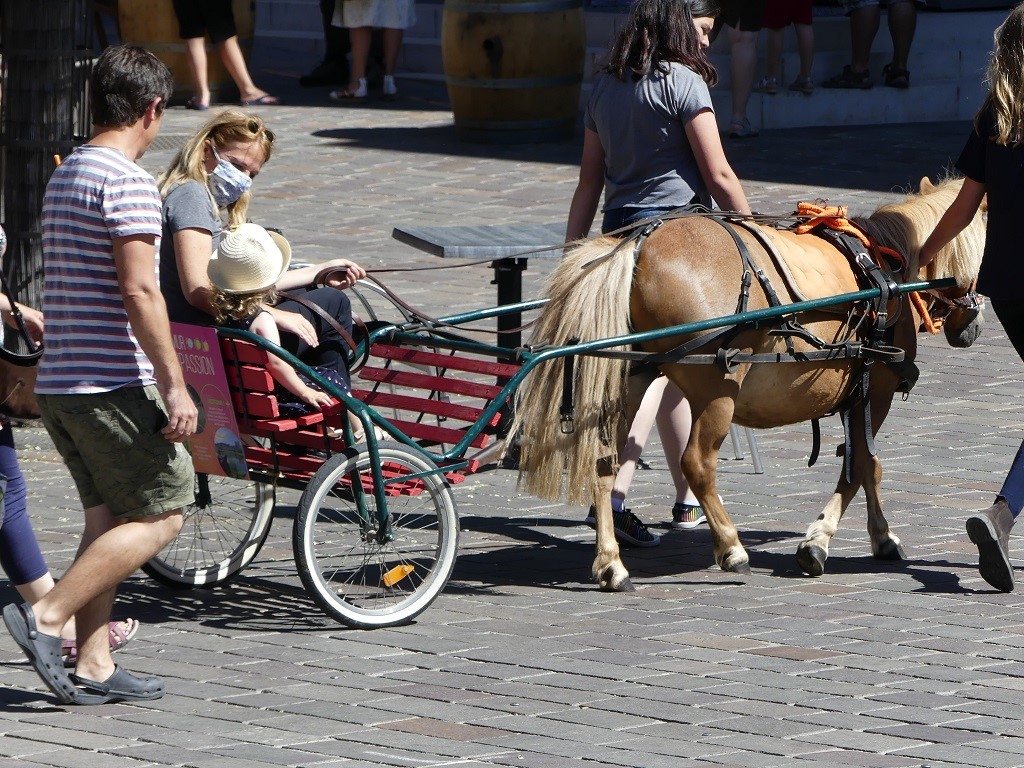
[254,0,1009,129]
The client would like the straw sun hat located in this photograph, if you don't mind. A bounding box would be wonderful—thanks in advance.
[208,223,292,294]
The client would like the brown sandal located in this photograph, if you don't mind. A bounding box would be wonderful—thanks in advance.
[883,64,910,89]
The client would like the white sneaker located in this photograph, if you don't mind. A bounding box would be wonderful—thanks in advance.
[383,75,398,98]
[329,78,367,101]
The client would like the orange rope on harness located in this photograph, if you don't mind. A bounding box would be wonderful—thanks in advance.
[910,291,941,333]
[793,202,940,334]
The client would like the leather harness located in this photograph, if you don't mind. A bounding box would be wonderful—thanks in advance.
[555,211,917,480]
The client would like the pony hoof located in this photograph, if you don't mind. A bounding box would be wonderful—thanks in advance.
[599,577,634,593]
[723,561,751,575]
[874,541,906,561]
[796,544,826,576]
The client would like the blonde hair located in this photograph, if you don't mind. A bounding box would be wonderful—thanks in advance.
[211,287,278,325]
[981,3,1024,146]
[157,110,275,227]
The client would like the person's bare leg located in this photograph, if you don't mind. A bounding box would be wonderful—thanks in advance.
[887,0,916,72]
[15,574,74,639]
[29,505,183,682]
[612,377,665,505]
[14,573,56,605]
[382,27,403,75]
[654,382,699,507]
[183,37,210,107]
[727,26,758,131]
[794,22,814,80]
[346,26,372,93]
[16,574,136,647]
[218,36,276,103]
[849,4,880,73]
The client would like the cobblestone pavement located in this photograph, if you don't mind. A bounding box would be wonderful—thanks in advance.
[2,74,1023,767]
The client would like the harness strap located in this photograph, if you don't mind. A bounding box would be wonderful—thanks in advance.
[809,418,821,467]
[586,340,904,367]
[708,216,785,316]
[810,227,904,466]
[729,217,806,357]
[559,336,580,434]
[280,290,360,356]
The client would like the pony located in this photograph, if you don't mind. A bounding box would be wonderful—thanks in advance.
[512,177,986,592]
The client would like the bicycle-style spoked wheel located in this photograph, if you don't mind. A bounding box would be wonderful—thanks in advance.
[294,443,459,628]
[143,472,275,588]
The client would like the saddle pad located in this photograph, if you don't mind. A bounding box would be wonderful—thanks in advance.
[752,225,860,305]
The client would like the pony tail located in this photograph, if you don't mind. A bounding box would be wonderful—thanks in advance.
[510,236,636,504]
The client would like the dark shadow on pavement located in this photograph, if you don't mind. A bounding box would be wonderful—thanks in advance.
[311,120,973,196]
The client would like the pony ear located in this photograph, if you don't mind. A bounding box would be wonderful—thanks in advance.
[919,176,934,191]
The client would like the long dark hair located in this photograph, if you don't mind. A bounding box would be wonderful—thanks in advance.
[604,0,720,85]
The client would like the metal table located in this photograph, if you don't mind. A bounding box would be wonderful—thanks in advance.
[391,223,565,349]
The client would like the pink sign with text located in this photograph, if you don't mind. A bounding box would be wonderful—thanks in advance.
[171,323,248,479]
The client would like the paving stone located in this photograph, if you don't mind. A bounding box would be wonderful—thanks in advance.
[5,68,1024,768]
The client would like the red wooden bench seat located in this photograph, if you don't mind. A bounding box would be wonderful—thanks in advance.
[218,334,513,485]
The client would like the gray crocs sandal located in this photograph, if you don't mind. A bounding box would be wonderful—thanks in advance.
[2,602,76,704]
[69,665,165,705]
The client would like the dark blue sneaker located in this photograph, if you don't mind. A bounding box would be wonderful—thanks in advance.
[584,506,660,547]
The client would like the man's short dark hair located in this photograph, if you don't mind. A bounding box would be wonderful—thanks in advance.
[91,45,174,128]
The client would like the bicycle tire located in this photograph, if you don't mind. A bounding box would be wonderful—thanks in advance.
[294,443,459,628]
[143,472,275,588]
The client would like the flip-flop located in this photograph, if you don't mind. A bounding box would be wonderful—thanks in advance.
[69,665,165,705]
[240,94,280,106]
[3,602,76,704]
[61,618,139,667]
[186,97,209,111]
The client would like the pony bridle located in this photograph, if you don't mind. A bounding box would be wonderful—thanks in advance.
[925,284,984,324]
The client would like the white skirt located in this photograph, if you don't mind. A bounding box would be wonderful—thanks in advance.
[332,0,416,30]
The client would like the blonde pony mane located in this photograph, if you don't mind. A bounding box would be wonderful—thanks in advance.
[855,176,984,287]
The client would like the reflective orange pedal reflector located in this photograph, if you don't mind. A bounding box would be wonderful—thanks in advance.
[383,564,415,587]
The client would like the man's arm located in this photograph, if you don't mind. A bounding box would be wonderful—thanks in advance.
[112,233,197,441]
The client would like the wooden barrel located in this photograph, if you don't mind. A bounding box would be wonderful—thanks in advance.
[441,0,585,143]
[117,0,254,102]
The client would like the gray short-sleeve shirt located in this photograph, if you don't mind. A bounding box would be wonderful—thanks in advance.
[160,179,221,325]
[584,62,714,213]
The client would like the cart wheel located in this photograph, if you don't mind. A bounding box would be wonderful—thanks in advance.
[143,472,275,588]
[294,442,459,628]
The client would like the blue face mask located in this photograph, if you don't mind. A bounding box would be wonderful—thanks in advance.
[208,146,253,207]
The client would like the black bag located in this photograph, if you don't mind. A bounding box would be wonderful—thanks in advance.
[0,230,43,419]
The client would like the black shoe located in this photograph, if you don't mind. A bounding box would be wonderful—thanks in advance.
[299,60,347,87]
[822,65,873,90]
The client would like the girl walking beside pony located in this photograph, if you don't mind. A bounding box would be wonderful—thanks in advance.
[919,2,1024,592]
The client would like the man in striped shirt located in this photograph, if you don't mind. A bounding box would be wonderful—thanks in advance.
[2,45,198,705]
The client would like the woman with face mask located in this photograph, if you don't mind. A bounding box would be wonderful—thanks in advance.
[158,111,365,391]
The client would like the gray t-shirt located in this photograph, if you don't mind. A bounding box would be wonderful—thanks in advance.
[160,179,221,325]
[584,62,714,213]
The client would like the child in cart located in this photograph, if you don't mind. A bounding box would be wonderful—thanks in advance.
[208,223,373,439]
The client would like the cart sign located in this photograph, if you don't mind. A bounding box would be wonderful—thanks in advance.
[171,322,248,479]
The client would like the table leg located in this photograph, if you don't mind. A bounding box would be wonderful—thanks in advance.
[492,257,527,351]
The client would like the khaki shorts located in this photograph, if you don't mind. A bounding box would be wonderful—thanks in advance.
[38,385,195,518]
